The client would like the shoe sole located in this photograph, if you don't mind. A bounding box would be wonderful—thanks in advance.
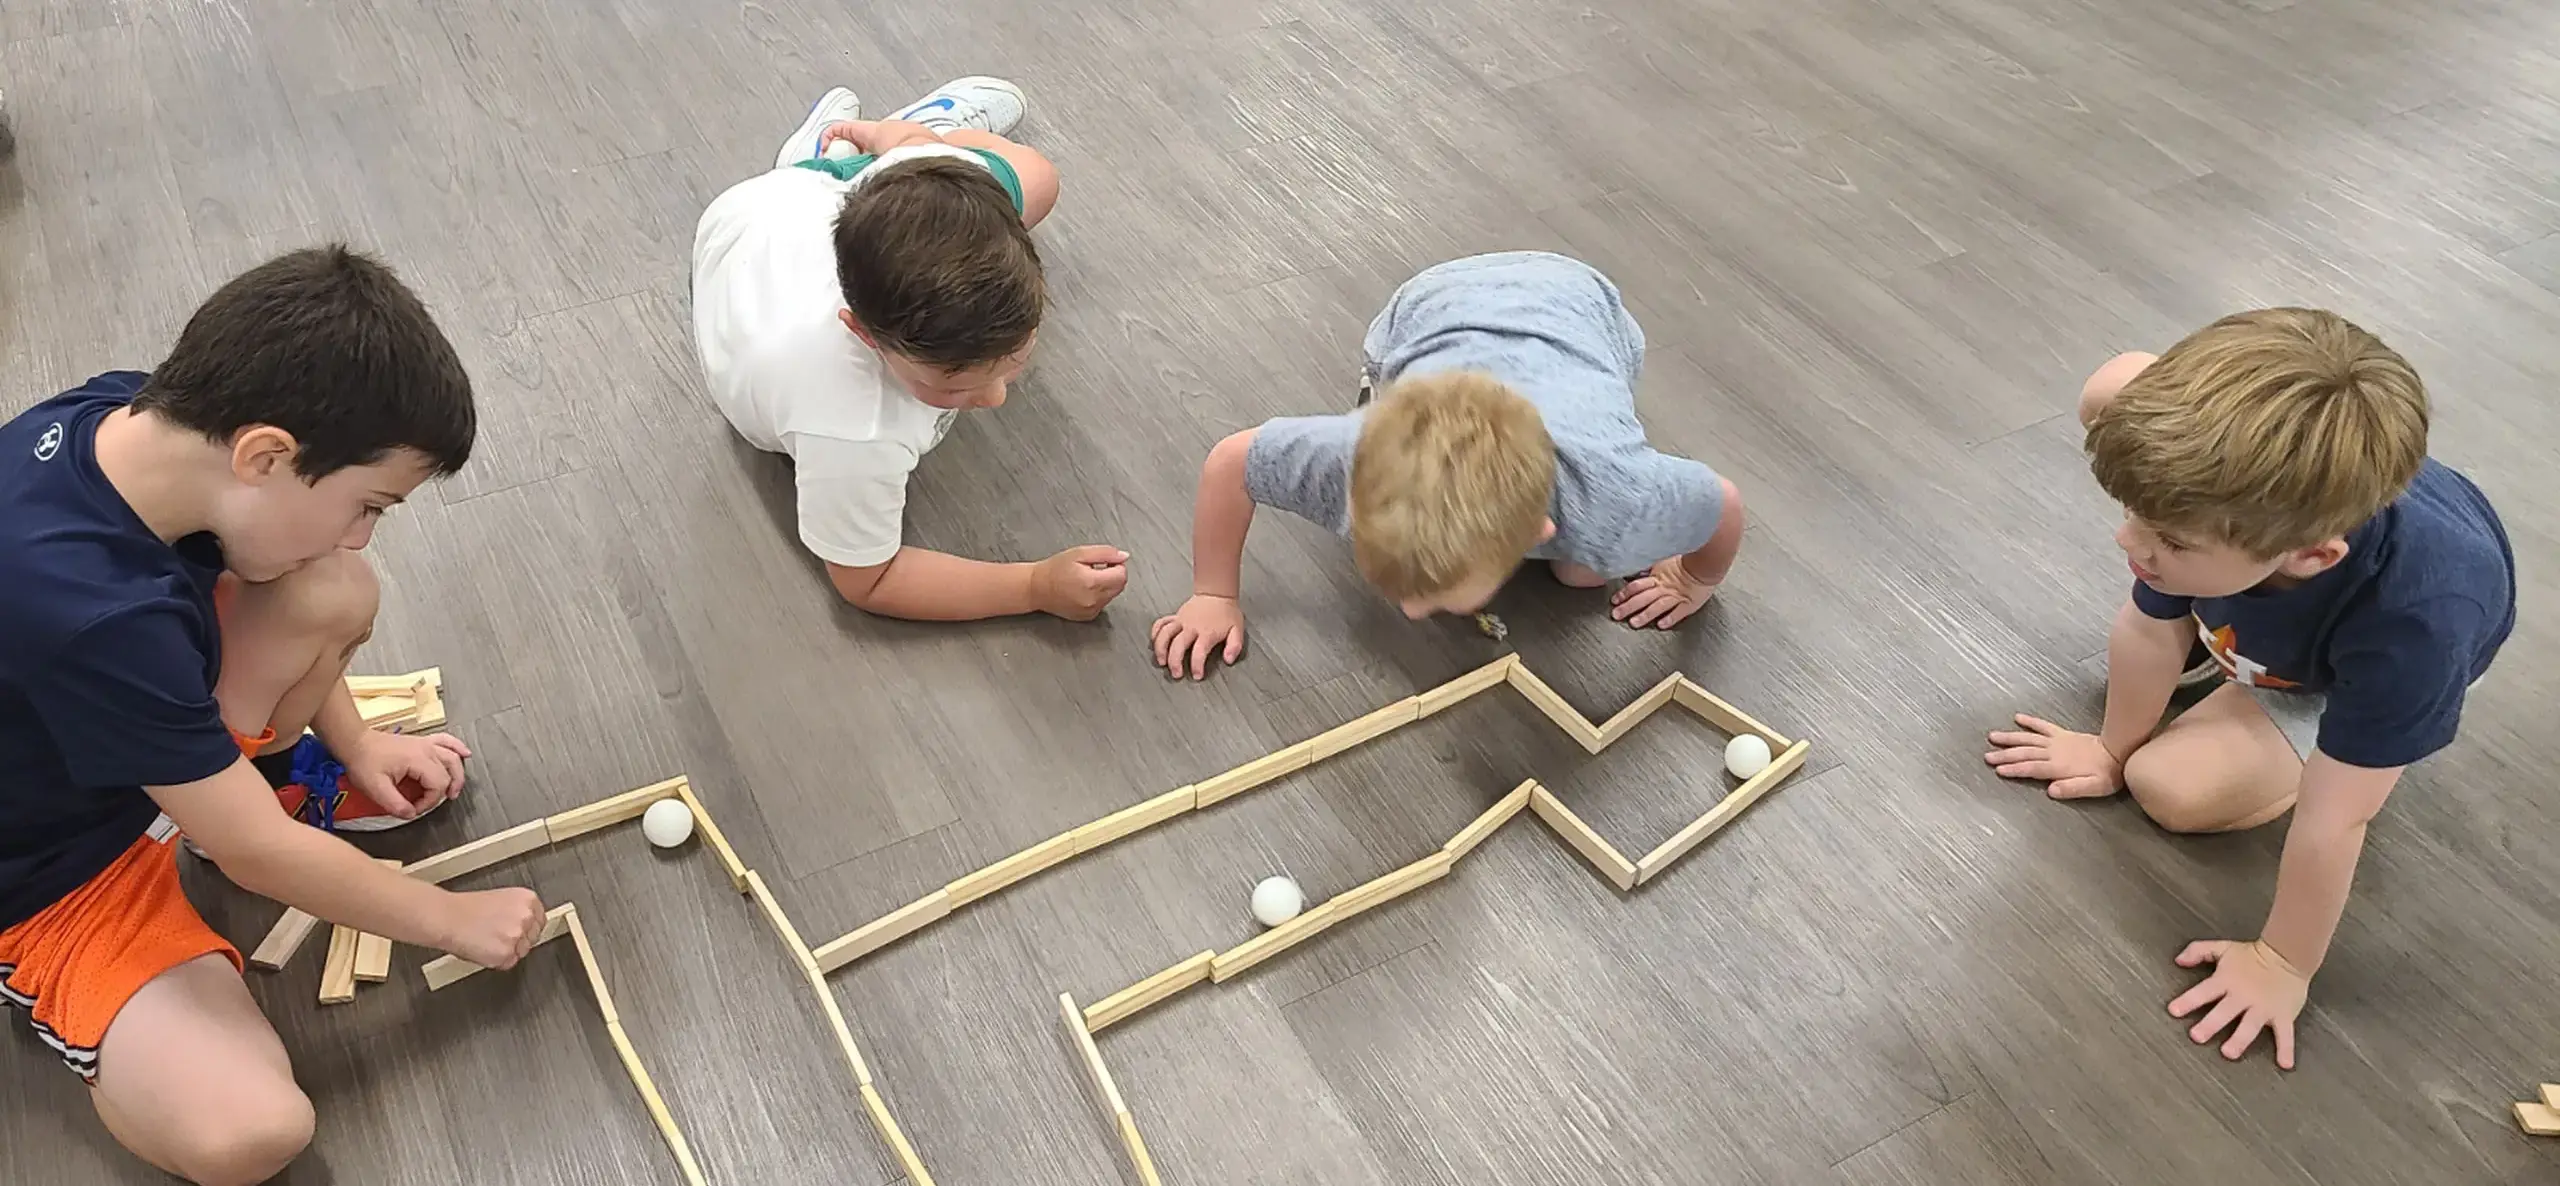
[777,86,860,168]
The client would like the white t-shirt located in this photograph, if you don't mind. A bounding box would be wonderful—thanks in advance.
[690,155,984,569]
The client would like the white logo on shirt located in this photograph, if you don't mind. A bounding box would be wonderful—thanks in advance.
[34,421,63,460]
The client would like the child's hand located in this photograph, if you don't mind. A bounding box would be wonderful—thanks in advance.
[1611,557,1719,628]
[1150,595,1246,680]
[1033,546,1130,621]
[2170,939,2308,1069]
[1984,713,2123,799]
[435,887,550,970]
[340,731,472,820]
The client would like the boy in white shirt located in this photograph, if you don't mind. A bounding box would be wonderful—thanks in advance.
[692,78,1129,621]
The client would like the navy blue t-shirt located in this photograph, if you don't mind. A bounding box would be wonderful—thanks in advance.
[2132,458,2515,769]
[0,376,243,932]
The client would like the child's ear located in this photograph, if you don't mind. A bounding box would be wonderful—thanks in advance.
[2283,537,2351,577]
[838,308,877,348]
[229,425,299,484]
[1537,518,1558,544]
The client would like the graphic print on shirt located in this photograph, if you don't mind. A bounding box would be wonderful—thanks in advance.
[2196,619,2301,690]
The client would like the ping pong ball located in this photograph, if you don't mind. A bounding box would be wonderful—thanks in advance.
[1251,876,1304,927]
[1724,734,1773,779]
[642,798,696,848]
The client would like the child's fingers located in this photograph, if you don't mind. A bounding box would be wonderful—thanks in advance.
[1222,629,1245,664]
[2174,939,2228,968]
[2012,713,2061,734]
[2273,1019,2296,1070]
[2220,1011,2267,1060]
[1188,635,1218,681]
[1984,745,2045,765]
[2189,996,2244,1045]
[1991,760,2058,781]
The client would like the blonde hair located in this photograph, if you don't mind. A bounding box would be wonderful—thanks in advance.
[1349,372,1556,598]
[2086,308,2427,556]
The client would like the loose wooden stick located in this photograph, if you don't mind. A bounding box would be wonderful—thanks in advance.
[1528,785,1636,891]
[1672,678,1790,748]
[1594,672,1685,747]
[250,908,322,970]
[1194,742,1315,807]
[399,818,552,885]
[563,906,619,1025]
[947,832,1078,907]
[1443,779,1536,862]
[1308,697,1420,761]
[673,779,749,892]
[2543,1082,2560,1111]
[1071,785,1197,855]
[1506,666,1605,753]
[1417,654,1517,718]
[421,903,575,990]
[318,925,360,1004]
[812,890,952,972]
[544,776,690,845]
[2515,1100,2560,1137]
[860,1083,936,1185]
[1084,950,1216,1034]
[607,1019,709,1186]
[408,677,446,730]
[1209,903,1340,982]
[343,670,435,697]
[1633,737,1812,885]
[1059,993,1128,1115]
[1118,1111,1166,1186]
[351,858,399,983]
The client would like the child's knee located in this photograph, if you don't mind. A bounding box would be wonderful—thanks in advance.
[2122,744,2256,834]
[272,549,381,645]
[2078,351,2157,426]
[166,1085,315,1186]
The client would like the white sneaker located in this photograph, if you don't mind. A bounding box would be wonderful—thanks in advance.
[885,76,1026,137]
[775,86,862,169]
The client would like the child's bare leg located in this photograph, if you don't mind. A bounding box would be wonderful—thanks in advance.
[2077,351,2159,426]
[938,129,1060,228]
[91,955,314,1185]
[1549,560,1609,588]
[2122,682,2304,833]
[211,549,380,748]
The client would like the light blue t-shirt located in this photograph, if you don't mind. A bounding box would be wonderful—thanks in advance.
[1243,251,1723,578]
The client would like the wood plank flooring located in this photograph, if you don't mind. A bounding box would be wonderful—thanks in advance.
[5,0,2559,1182]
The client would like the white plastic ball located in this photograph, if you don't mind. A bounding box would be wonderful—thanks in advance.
[821,139,861,161]
[1724,733,1774,780]
[642,798,696,848]
[1250,876,1304,927]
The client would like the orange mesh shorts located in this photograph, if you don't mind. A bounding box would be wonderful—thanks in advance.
[0,729,267,1082]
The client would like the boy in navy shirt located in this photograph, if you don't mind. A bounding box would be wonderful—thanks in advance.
[0,248,549,1184]
[1985,308,2514,1071]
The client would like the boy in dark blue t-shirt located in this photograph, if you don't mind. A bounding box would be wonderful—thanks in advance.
[0,248,550,1184]
[1983,308,2513,1072]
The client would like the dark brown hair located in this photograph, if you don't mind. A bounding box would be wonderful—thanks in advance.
[832,157,1045,370]
[134,245,475,478]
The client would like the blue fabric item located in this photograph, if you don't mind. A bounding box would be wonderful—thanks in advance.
[2130,459,2515,768]
[286,735,348,832]
[1244,252,1724,579]
[0,377,241,933]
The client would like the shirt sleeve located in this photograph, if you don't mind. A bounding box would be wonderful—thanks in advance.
[30,609,241,789]
[1572,452,1720,577]
[2315,600,2484,769]
[1242,414,1360,536]
[2130,579,2192,620]
[788,433,917,569]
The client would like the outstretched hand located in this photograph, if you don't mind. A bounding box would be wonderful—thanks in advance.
[1984,713,2124,799]
[1150,594,1245,680]
[1610,557,1718,629]
[2169,939,2308,1069]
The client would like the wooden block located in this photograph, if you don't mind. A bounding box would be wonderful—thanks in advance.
[608,1020,709,1186]
[356,694,419,729]
[1528,786,1637,891]
[802,963,874,1086]
[812,890,952,972]
[674,779,749,892]
[402,817,552,886]
[350,858,399,983]
[2543,1082,2560,1111]
[249,908,322,970]
[1118,1111,1166,1186]
[946,831,1078,907]
[1443,779,1536,861]
[861,1083,937,1186]
[1673,678,1790,748]
[422,903,575,990]
[1634,737,1811,885]
[2515,1100,2560,1137]
[1506,666,1605,753]
[1084,950,1216,1034]
[1594,673,1684,746]
[1209,903,1339,982]
[563,906,619,1026]
[1308,697,1420,761]
[1194,742,1314,807]
[1071,785,1197,855]
[318,925,359,1004]
[1329,851,1455,923]
[1417,654,1516,718]
[744,871,818,975]
[1059,992,1128,1115]
[343,671,430,697]
[543,776,689,845]
[408,676,446,730]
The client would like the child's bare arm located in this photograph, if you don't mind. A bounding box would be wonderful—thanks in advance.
[828,545,1128,623]
[1151,429,1258,679]
[2099,597,2191,759]
[815,119,948,156]
[1612,476,1744,629]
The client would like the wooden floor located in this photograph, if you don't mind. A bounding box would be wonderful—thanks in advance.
[6,0,2559,1182]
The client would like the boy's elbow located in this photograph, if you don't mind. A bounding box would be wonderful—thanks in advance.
[826,558,894,612]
